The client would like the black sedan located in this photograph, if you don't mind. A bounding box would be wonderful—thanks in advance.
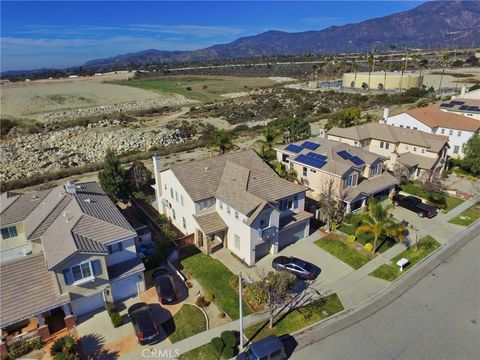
[272,256,318,280]
[153,271,178,304]
[393,194,437,218]
[127,302,161,345]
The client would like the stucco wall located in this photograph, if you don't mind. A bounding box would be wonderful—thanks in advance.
[342,72,423,90]
[104,236,137,267]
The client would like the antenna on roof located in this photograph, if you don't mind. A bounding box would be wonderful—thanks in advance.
[63,211,72,222]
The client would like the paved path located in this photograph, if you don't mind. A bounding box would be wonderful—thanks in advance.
[291,222,480,360]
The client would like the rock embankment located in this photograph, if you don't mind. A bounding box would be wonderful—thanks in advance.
[37,96,196,122]
[1,120,185,182]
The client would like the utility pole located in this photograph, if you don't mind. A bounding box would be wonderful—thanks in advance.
[239,272,244,351]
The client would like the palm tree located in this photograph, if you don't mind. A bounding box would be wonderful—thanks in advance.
[438,52,450,93]
[255,126,281,160]
[211,130,234,154]
[419,58,428,77]
[355,200,406,253]
[389,44,397,71]
[371,46,379,72]
[367,53,374,92]
[382,62,389,92]
[351,59,360,90]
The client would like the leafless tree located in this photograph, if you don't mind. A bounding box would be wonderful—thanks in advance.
[317,178,345,232]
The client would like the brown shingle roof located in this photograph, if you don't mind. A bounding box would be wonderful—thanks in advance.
[0,189,52,226]
[407,106,480,132]
[194,211,228,235]
[0,253,70,327]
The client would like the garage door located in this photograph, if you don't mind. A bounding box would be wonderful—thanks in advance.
[71,291,105,318]
[255,241,271,261]
[111,276,139,302]
[279,224,306,250]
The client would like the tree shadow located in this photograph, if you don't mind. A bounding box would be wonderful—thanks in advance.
[79,333,119,360]
[280,334,298,359]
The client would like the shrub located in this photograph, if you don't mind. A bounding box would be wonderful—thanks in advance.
[7,337,44,360]
[347,235,356,244]
[195,295,208,307]
[50,335,79,360]
[221,330,238,347]
[222,346,235,359]
[427,192,447,209]
[204,291,215,303]
[211,337,224,357]
[186,87,192,91]
[364,243,373,252]
[109,310,123,327]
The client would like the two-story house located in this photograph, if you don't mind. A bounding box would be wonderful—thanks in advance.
[439,98,480,120]
[0,182,145,349]
[152,150,312,266]
[276,138,398,213]
[327,122,449,181]
[385,106,480,158]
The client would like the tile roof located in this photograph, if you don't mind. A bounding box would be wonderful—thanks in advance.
[0,189,53,226]
[343,172,398,202]
[194,211,228,235]
[397,152,438,170]
[439,98,480,115]
[108,257,145,281]
[279,210,313,230]
[407,106,480,132]
[328,123,448,153]
[0,253,70,327]
[169,150,308,214]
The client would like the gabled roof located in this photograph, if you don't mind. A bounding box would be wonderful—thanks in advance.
[193,211,228,235]
[0,253,70,327]
[169,150,308,215]
[0,188,53,227]
[328,123,449,153]
[397,152,438,170]
[343,172,398,202]
[407,106,480,132]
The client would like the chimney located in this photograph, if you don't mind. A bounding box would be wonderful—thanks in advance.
[318,128,326,139]
[382,108,390,124]
[460,85,466,97]
[152,154,162,212]
[65,181,76,194]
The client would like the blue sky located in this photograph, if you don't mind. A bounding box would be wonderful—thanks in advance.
[1,1,423,71]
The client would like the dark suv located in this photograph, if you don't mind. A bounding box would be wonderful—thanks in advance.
[272,256,318,280]
[393,194,437,218]
[127,302,161,345]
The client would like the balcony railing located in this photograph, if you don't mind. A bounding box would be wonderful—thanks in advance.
[257,226,277,241]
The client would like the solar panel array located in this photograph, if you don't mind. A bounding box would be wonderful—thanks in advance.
[450,101,465,106]
[306,152,327,161]
[285,144,303,153]
[337,150,352,160]
[349,156,365,166]
[295,154,327,169]
[301,141,320,150]
[440,103,455,108]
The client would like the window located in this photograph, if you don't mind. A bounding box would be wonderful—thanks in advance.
[413,127,417,130]
[282,154,289,163]
[63,260,102,285]
[1,226,18,240]
[449,129,453,136]
[354,141,358,146]
[385,142,390,149]
[234,234,240,250]
[287,198,293,209]
[380,141,384,149]
[441,128,445,134]
[343,174,353,188]
[310,169,316,173]
[302,167,307,177]
[457,130,462,137]
[289,162,294,170]
[199,198,214,210]
[164,183,167,190]
[235,211,239,219]
[71,262,92,282]
[107,242,123,254]
[219,201,223,210]
[170,188,174,198]
[182,217,186,229]
[175,191,179,202]
[406,126,410,129]
[180,195,184,206]
[453,145,460,154]
[400,125,404,128]
[371,164,381,176]
[172,209,176,220]
[227,206,231,214]
[405,146,409,150]
[259,212,269,228]
[416,168,421,177]
[413,147,417,152]
[293,194,298,209]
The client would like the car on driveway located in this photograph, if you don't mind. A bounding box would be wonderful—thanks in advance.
[127,302,161,345]
[153,270,178,304]
[392,194,437,218]
[272,256,318,280]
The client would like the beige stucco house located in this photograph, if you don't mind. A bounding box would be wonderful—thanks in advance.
[275,138,398,213]
[152,150,312,266]
[327,123,449,181]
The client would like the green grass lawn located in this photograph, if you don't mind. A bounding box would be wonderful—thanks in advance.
[315,235,370,269]
[400,182,464,212]
[369,235,440,281]
[244,294,344,342]
[181,252,251,320]
[337,224,396,253]
[166,304,207,344]
[177,343,217,360]
[448,203,480,226]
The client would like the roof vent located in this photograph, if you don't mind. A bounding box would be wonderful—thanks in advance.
[84,198,93,203]
[205,166,209,172]
[65,181,76,194]
[63,211,72,222]
[31,195,40,200]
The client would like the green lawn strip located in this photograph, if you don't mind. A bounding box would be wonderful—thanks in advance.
[337,224,395,253]
[244,294,344,342]
[369,235,441,281]
[166,304,207,344]
[177,343,217,360]
[400,182,464,212]
[448,203,480,227]
[181,252,251,320]
[315,235,370,269]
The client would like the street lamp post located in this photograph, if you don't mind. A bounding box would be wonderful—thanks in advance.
[239,272,244,351]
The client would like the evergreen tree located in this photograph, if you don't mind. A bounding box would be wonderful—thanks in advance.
[127,160,152,192]
[463,134,480,176]
[98,149,129,201]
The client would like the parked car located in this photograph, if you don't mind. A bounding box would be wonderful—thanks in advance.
[127,302,161,345]
[272,256,318,280]
[153,270,177,304]
[237,335,286,360]
[392,194,437,218]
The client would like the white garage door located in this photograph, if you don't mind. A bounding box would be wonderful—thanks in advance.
[112,276,139,302]
[71,291,105,318]
[279,224,306,250]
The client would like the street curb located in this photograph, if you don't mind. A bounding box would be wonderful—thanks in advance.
[286,220,480,350]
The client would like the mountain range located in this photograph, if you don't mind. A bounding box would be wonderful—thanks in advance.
[83,1,480,70]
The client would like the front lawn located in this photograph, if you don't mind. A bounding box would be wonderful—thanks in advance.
[244,293,344,342]
[337,224,396,253]
[369,235,440,281]
[315,234,371,269]
[166,304,207,343]
[448,203,480,227]
[181,252,251,320]
[400,182,464,212]
[177,343,217,360]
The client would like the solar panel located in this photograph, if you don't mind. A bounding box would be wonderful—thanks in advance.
[285,144,303,153]
[349,156,365,166]
[450,101,465,106]
[306,152,327,161]
[459,105,470,110]
[440,103,455,108]
[301,141,320,150]
[295,154,327,169]
[337,150,352,160]
[467,106,480,111]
